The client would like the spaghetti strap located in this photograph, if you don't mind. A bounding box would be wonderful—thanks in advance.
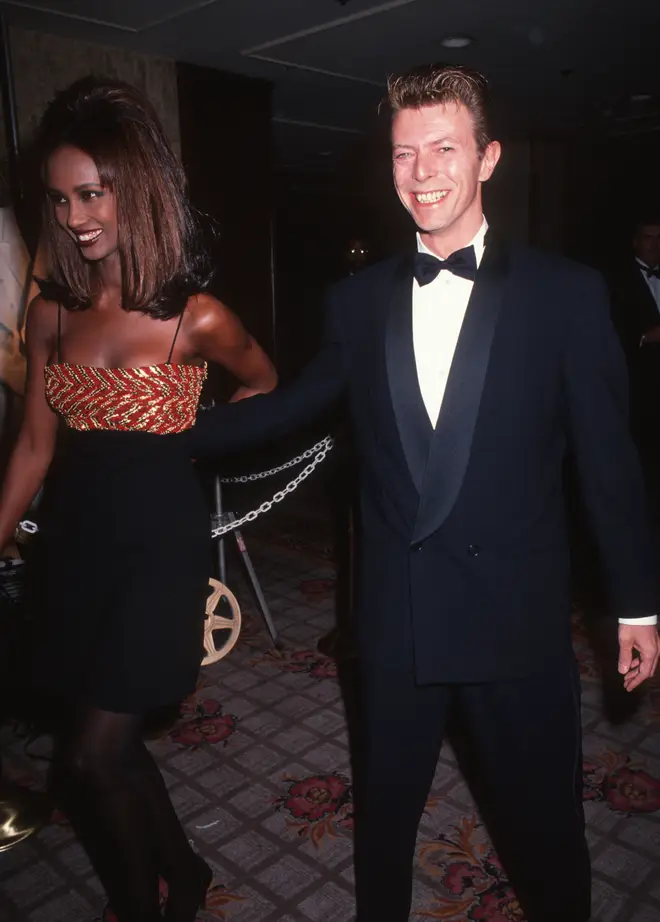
[167,311,185,364]
[57,303,62,362]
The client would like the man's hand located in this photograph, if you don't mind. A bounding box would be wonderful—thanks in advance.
[618,623,660,691]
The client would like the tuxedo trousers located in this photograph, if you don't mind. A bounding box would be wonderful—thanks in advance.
[353,660,590,922]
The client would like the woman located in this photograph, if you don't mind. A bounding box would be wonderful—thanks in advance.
[0,77,276,921]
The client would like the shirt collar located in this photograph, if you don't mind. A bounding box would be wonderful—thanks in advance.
[636,257,659,272]
[416,217,488,268]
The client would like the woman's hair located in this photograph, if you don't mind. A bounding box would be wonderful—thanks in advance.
[35,76,211,318]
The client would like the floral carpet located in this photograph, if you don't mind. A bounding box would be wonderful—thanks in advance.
[1,523,660,922]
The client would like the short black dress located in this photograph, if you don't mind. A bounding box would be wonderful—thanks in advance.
[27,312,211,713]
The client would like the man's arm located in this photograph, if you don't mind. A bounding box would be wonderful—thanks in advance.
[187,292,348,458]
[563,270,659,690]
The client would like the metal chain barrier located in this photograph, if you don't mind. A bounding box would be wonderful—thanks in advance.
[218,436,333,483]
[211,435,334,538]
[17,435,335,541]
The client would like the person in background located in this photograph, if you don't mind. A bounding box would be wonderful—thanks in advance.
[609,218,660,511]
[0,77,275,922]
[0,201,49,853]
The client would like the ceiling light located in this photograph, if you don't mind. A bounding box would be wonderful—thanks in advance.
[441,35,474,49]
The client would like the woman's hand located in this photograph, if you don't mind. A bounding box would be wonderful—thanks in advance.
[229,385,267,403]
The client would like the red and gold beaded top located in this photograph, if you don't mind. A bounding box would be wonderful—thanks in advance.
[44,361,207,435]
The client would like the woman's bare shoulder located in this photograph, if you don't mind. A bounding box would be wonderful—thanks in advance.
[25,294,59,337]
[184,292,242,336]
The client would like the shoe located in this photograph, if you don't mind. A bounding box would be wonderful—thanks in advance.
[163,853,213,921]
[0,782,49,852]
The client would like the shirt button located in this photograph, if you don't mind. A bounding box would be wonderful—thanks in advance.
[468,544,481,557]
[412,542,424,553]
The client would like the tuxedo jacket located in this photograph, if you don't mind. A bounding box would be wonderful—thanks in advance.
[609,259,660,359]
[609,260,660,413]
[189,232,656,684]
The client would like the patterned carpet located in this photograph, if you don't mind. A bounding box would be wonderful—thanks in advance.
[1,519,660,922]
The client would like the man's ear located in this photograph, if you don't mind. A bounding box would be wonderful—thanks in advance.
[479,140,501,183]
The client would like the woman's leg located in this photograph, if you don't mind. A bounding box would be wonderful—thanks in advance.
[130,740,212,918]
[51,705,161,922]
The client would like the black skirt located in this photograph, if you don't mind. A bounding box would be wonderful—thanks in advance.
[25,428,212,714]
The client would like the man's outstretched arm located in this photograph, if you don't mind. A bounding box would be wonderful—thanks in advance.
[187,294,348,458]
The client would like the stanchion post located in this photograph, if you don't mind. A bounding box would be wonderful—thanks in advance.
[213,473,227,585]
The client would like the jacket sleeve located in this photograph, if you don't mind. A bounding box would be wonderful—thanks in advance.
[608,274,645,361]
[563,269,657,616]
[186,291,348,458]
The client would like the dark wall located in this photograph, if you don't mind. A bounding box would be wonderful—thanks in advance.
[565,132,660,271]
[176,62,274,396]
[272,126,410,378]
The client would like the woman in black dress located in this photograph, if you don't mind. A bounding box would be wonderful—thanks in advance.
[0,78,276,921]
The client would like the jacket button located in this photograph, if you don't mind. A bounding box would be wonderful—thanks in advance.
[468,544,481,557]
[412,542,423,552]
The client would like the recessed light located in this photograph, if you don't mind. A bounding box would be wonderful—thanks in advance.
[440,35,474,49]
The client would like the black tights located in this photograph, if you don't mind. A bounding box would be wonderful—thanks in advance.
[51,705,197,922]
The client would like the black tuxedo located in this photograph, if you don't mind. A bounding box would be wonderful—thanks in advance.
[609,259,660,496]
[189,233,655,921]
[610,259,660,359]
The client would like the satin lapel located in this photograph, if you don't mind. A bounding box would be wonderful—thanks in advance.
[385,255,433,493]
[413,233,510,543]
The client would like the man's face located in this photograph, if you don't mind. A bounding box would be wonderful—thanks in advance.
[391,102,500,252]
[634,225,660,269]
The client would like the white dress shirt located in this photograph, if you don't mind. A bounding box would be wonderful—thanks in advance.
[413,220,487,426]
[636,258,660,314]
[412,219,656,627]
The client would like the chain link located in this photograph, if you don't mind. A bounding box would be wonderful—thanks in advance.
[211,437,334,538]
[218,436,333,483]
[17,436,335,541]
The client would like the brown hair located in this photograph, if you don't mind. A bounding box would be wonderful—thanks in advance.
[35,76,210,318]
[386,63,492,154]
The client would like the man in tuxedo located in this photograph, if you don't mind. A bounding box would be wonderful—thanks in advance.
[609,219,660,504]
[191,64,659,921]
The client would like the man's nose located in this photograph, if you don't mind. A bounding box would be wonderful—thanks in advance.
[413,151,435,183]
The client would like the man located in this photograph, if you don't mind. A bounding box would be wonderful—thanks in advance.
[190,64,659,922]
[609,219,660,505]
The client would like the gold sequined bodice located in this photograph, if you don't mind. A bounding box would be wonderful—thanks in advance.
[44,361,207,435]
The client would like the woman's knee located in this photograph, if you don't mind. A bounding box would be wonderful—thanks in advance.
[61,735,130,788]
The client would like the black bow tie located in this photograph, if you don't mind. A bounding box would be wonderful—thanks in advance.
[413,245,478,286]
[643,265,660,280]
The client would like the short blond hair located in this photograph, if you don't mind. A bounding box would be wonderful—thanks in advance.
[386,63,492,154]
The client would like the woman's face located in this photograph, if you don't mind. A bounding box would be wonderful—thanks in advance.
[46,145,118,262]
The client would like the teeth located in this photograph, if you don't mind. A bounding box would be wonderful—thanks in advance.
[78,230,102,242]
[415,191,448,204]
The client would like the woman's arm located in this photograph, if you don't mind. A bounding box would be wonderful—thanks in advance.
[186,290,347,458]
[0,297,59,549]
[186,293,277,400]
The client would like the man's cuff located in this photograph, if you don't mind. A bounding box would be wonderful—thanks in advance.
[618,615,658,625]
